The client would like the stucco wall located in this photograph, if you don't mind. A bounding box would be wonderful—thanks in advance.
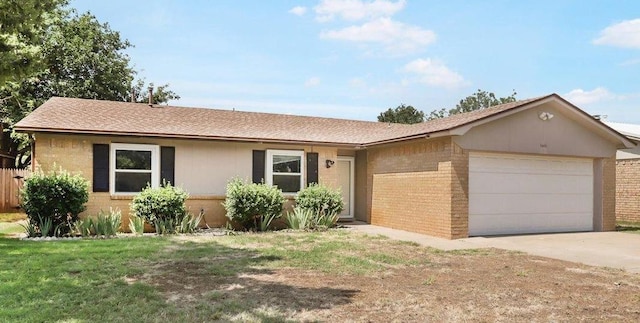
[32,133,342,226]
[453,103,618,158]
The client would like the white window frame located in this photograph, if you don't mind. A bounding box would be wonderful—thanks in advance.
[266,149,305,194]
[110,143,160,195]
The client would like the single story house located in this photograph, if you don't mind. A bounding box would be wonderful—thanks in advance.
[14,94,634,239]
[603,122,640,223]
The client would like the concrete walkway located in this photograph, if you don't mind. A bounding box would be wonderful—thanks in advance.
[345,223,640,273]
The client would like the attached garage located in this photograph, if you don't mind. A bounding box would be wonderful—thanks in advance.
[368,94,634,239]
[468,152,594,236]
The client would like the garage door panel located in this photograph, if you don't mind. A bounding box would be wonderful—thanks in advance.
[469,152,593,236]
[470,193,593,215]
[469,172,593,194]
[471,155,591,172]
[469,213,593,236]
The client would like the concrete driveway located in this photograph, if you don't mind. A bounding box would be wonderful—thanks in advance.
[346,224,640,273]
[462,232,640,273]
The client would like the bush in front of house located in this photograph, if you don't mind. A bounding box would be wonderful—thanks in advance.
[130,183,197,234]
[285,206,340,230]
[222,178,285,231]
[74,208,122,237]
[285,184,343,230]
[295,183,344,218]
[21,168,90,237]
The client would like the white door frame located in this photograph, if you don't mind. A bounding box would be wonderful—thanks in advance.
[337,156,355,219]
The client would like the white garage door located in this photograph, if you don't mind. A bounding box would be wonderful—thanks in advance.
[469,152,593,236]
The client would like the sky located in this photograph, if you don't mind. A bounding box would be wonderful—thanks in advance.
[70,0,640,123]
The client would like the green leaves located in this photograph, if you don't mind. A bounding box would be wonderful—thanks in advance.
[222,178,285,231]
[0,6,180,168]
[295,183,344,217]
[377,104,426,124]
[427,89,518,120]
[20,167,89,237]
[130,183,189,233]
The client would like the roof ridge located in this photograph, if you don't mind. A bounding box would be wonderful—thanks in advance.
[49,96,413,127]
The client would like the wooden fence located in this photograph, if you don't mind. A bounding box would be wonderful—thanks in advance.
[0,168,30,213]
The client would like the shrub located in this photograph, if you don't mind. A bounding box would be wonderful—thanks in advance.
[314,211,339,229]
[93,208,122,236]
[73,208,122,237]
[21,168,89,237]
[285,207,313,230]
[128,215,145,236]
[130,183,189,232]
[222,179,284,231]
[285,206,339,230]
[154,212,202,235]
[74,218,93,237]
[295,183,344,217]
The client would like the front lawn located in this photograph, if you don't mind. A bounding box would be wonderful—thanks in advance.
[1,230,639,322]
[617,221,640,234]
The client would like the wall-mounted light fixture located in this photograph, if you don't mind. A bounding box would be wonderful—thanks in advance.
[539,112,554,121]
[325,159,335,168]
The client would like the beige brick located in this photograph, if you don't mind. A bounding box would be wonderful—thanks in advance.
[615,159,640,223]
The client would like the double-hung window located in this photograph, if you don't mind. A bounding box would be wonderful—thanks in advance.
[110,143,159,194]
[266,150,304,193]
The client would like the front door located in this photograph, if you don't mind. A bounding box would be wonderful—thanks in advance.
[337,157,354,219]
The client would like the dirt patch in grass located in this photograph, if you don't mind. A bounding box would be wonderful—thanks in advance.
[144,230,640,322]
[0,213,26,222]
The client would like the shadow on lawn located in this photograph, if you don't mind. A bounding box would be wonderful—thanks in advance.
[141,239,359,321]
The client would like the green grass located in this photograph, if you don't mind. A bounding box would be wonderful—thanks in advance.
[616,221,640,234]
[0,229,434,322]
[0,222,24,237]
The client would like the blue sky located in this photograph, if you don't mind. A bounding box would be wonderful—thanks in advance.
[70,0,640,122]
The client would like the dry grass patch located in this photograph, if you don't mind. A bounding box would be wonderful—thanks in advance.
[3,229,640,322]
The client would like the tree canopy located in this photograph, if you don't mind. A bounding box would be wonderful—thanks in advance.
[0,0,67,85]
[377,104,425,124]
[427,89,517,120]
[0,5,179,167]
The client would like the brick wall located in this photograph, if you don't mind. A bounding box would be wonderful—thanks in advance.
[367,137,469,239]
[33,133,338,229]
[602,157,617,230]
[615,158,640,223]
[449,142,469,239]
[371,165,452,237]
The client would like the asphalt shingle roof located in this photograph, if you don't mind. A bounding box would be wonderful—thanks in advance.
[14,95,554,146]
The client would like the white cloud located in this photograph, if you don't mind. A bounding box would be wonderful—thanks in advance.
[320,18,436,55]
[304,77,321,87]
[564,87,617,105]
[402,58,465,88]
[288,6,307,16]
[314,0,405,22]
[593,19,640,49]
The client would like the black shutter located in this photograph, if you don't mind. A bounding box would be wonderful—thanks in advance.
[252,150,265,184]
[306,152,319,186]
[92,144,109,192]
[160,146,175,186]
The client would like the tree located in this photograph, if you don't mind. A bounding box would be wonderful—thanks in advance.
[0,9,179,167]
[0,0,67,85]
[130,79,180,104]
[427,89,517,120]
[378,104,425,124]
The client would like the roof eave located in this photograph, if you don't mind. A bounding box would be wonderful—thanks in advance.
[15,127,363,148]
[362,130,452,147]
